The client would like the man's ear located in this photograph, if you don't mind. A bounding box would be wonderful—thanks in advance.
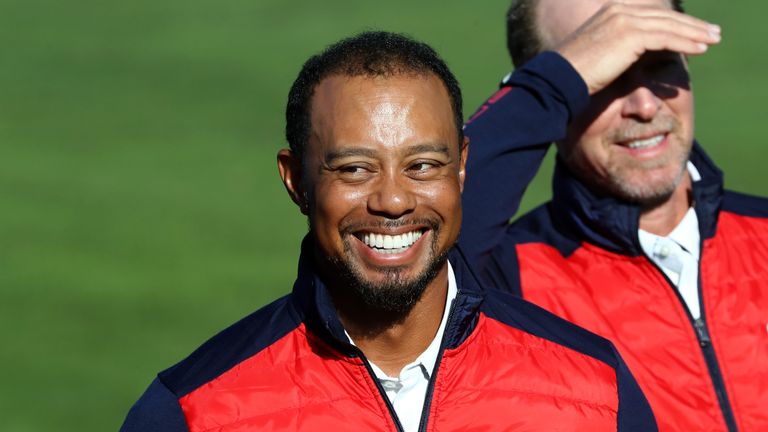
[277,149,309,215]
[459,136,469,193]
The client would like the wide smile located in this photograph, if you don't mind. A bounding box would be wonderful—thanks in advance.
[357,229,425,254]
[350,227,430,265]
[627,134,665,149]
[617,133,669,157]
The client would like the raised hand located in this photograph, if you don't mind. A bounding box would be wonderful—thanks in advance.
[555,1,721,94]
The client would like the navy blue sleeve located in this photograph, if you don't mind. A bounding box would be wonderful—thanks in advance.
[120,378,189,432]
[459,51,588,276]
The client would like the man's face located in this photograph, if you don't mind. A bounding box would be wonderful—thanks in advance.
[289,73,466,312]
[538,0,694,203]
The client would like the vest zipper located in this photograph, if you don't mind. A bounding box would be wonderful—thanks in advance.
[355,352,406,432]
[693,242,739,432]
[417,297,458,432]
[349,294,461,432]
[694,319,738,432]
[639,246,738,432]
[692,318,710,345]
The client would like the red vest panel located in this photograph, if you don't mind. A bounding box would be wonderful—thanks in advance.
[178,316,621,431]
[518,212,768,432]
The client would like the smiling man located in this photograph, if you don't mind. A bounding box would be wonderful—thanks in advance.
[460,1,768,431]
[120,31,657,431]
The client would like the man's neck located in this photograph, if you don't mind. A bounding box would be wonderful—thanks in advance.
[639,174,693,236]
[340,266,449,377]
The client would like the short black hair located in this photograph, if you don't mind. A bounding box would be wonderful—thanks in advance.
[285,31,463,161]
[506,0,685,67]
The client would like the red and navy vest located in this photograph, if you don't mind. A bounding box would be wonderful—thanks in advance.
[121,239,656,431]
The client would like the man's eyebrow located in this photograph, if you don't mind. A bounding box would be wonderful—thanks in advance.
[324,143,449,162]
[324,147,378,162]
[404,143,450,157]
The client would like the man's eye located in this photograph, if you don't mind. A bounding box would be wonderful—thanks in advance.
[336,165,374,181]
[340,165,366,174]
[411,162,434,172]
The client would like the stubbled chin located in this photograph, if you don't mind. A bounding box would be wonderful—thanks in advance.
[608,163,686,203]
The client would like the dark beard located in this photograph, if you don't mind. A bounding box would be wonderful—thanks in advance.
[319,218,449,334]
[326,248,449,337]
[330,246,448,314]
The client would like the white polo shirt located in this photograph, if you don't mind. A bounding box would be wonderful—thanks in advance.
[347,262,458,432]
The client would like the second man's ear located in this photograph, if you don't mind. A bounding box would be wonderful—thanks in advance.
[277,149,309,215]
[459,137,469,193]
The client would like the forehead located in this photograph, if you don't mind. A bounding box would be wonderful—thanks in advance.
[536,0,673,46]
[308,74,455,153]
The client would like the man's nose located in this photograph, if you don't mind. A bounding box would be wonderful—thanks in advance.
[367,173,417,218]
[621,85,663,121]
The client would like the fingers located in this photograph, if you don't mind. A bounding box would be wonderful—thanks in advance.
[555,1,721,94]
[629,8,721,50]
[638,28,716,57]
[598,2,720,44]
[628,13,720,57]
[614,1,718,32]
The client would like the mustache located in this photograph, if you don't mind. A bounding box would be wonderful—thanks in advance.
[339,217,440,235]
[610,114,679,142]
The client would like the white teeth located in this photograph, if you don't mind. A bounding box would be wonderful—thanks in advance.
[360,230,423,253]
[627,135,664,149]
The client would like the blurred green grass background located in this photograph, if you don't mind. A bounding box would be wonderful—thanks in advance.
[1,0,764,430]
